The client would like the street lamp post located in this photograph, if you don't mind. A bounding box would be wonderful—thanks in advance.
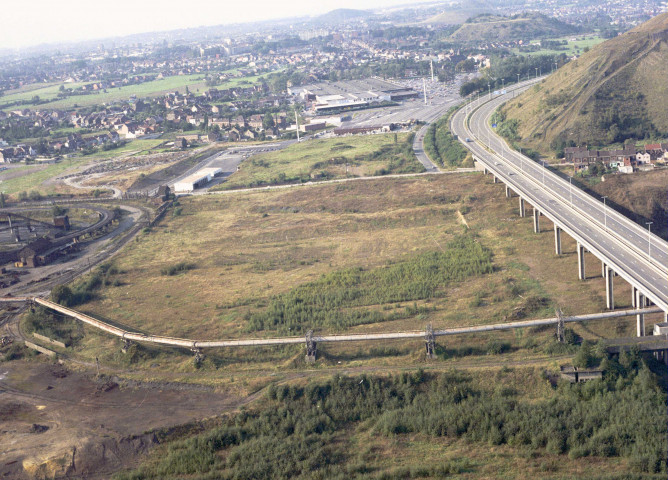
[569,177,573,207]
[646,222,653,263]
[488,83,491,100]
[602,196,608,230]
[542,161,546,185]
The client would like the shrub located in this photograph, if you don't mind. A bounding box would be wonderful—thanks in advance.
[161,262,196,276]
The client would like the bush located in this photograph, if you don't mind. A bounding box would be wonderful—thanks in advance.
[161,262,196,276]
[51,284,74,306]
[247,234,493,333]
[3,343,27,361]
[28,190,42,201]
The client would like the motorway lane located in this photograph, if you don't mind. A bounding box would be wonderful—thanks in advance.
[412,101,460,172]
[451,82,668,312]
[469,93,668,276]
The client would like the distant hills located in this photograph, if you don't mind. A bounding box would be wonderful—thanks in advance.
[313,9,372,25]
[500,12,668,155]
[448,12,580,43]
[421,3,490,26]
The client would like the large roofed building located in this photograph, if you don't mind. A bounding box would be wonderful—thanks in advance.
[173,167,222,192]
[289,78,418,115]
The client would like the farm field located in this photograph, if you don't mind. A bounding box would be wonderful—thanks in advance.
[45,172,665,377]
[215,133,424,190]
[513,35,606,57]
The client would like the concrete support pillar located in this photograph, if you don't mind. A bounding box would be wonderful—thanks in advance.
[305,330,317,363]
[601,261,606,278]
[519,197,525,218]
[505,185,511,198]
[631,286,637,308]
[484,167,489,175]
[635,290,645,337]
[493,176,499,183]
[577,242,585,280]
[605,266,614,310]
[425,324,436,360]
[554,225,562,255]
[533,208,540,234]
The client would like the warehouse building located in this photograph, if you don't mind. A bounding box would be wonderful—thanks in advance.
[289,78,418,115]
[173,167,222,192]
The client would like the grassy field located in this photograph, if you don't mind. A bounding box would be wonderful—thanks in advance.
[0,70,275,111]
[0,138,165,197]
[41,171,666,378]
[513,35,606,57]
[215,133,424,190]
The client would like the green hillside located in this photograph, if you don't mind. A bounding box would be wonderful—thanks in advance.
[500,12,668,157]
[448,13,580,43]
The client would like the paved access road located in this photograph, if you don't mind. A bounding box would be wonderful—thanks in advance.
[451,80,668,313]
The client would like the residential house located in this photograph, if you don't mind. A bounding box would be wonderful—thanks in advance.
[248,114,264,129]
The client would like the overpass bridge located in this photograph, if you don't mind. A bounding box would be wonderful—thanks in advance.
[451,79,668,336]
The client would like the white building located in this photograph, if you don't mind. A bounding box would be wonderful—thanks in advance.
[173,167,222,192]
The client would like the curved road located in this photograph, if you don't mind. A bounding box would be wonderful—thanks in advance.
[412,100,463,172]
[451,80,668,314]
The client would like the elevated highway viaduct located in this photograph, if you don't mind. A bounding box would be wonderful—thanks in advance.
[451,79,668,335]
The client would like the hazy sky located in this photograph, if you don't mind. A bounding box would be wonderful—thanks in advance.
[3,0,413,49]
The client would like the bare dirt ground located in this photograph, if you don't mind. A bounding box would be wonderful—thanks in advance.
[0,359,256,479]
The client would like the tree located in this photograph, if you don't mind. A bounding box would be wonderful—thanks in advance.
[28,190,42,201]
[263,113,275,130]
[52,205,67,216]
[51,285,74,306]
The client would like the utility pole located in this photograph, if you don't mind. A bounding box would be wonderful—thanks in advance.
[423,78,427,105]
[294,108,300,142]
[569,177,573,207]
